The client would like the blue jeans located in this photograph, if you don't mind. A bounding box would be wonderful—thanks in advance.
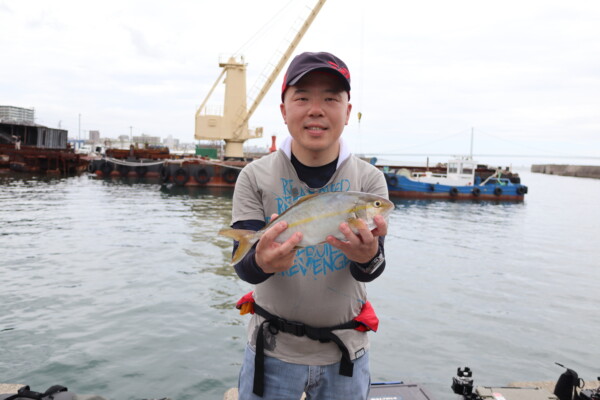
[238,344,371,400]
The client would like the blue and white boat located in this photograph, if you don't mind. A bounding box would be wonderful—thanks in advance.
[381,157,528,201]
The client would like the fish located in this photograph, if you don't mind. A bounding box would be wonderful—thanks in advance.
[219,191,394,265]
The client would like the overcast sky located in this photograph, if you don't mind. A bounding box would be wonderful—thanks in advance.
[2,0,599,164]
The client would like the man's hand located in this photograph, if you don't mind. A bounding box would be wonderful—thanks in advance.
[255,214,303,274]
[326,214,388,264]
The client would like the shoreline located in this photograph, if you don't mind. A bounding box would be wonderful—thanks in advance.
[531,164,600,179]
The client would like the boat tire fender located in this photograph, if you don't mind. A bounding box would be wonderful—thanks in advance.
[517,186,527,195]
[173,167,190,186]
[87,162,96,173]
[449,187,459,196]
[160,164,171,183]
[494,187,503,196]
[222,168,239,184]
[135,166,148,177]
[101,161,113,176]
[194,167,212,184]
[472,187,481,196]
[117,164,129,177]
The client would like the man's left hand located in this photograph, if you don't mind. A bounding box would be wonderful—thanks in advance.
[326,214,388,264]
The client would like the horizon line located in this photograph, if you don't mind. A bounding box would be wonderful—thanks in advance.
[361,153,600,160]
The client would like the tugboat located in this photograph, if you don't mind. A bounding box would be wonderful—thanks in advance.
[380,157,528,201]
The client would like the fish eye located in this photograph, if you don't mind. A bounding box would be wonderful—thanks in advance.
[374,201,382,207]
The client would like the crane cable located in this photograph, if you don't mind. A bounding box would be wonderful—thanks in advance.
[233,0,296,57]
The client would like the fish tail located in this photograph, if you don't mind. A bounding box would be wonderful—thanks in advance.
[218,228,259,265]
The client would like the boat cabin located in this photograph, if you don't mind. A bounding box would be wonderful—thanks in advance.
[411,157,477,186]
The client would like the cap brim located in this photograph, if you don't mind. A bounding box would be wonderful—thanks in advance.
[287,67,351,92]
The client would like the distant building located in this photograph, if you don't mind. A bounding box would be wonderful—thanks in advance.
[89,130,100,142]
[0,105,35,124]
[163,135,179,149]
[133,134,161,146]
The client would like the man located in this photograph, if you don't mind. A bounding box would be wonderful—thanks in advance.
[12,135,21,150]
[230,51,389,400]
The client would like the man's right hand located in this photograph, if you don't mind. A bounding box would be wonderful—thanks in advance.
[255,214,303,274]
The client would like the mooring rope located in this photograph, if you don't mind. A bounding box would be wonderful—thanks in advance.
[103,157,165,167]
[103,156,246,171]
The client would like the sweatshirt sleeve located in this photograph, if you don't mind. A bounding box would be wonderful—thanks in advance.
[349,236,386,282]
[231,219,274,284]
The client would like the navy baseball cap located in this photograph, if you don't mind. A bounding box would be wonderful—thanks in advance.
[281,51,351,101]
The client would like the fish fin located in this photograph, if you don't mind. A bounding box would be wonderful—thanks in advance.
[293,192,320,204]
[347,218,367,231]
[218,228,259,265]
[218,228,255,241]
[274,192,320,220]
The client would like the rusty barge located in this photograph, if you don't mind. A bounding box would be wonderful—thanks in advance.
[0,120,87,175]
[86,145,252,188]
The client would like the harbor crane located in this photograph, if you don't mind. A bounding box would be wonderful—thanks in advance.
[194,0,327,159]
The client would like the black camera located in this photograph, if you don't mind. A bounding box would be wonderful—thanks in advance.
[579,377,600,400]
[580,389,600,400]
[452,367,474,396]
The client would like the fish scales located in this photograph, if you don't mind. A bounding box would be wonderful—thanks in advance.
[276,192,380,246]
[219,191,394,265]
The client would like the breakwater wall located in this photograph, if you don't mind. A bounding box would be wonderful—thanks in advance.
[531,164,600,179]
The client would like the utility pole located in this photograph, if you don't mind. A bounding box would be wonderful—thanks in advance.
[78,114,81,141]
[129,126,133,143]
[470,127,474,159]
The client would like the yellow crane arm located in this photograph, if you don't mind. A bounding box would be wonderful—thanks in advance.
[234,0,327,136]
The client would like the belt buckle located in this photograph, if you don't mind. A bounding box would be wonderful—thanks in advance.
[283,320,305,337]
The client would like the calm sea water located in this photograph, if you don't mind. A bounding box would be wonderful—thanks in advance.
[1,170,599,400]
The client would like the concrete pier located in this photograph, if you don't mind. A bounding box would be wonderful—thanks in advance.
[531,164,600,179]
[0,384,24,394]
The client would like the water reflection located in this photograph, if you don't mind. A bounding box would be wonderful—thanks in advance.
[159,184,234,199]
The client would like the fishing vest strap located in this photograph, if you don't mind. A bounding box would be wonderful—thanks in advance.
[251,303,358,397]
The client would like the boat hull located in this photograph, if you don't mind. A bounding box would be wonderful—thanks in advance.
[386,174,527,201]
[88,157,243,188]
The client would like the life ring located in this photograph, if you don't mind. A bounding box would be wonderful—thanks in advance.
[517,186,527,195]
[193,167,212,184]
[472,187,481,196]
[449,187,459,196]
[173,167,190,186]
[135,166,148,177]
[101,161,113,176]
[117,164,129,177]
[160,164,170,182]
[494,187,503,196]
[386,174,399,187]
[222,168,239,184]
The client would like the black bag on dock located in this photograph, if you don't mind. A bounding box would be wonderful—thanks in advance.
[554,363,583,400]
[0,385,107,400]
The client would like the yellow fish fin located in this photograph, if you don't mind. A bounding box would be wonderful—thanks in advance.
[347,217,367,231]
[218,228,260,265]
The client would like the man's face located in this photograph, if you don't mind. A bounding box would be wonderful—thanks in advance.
[280,71,352,161]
